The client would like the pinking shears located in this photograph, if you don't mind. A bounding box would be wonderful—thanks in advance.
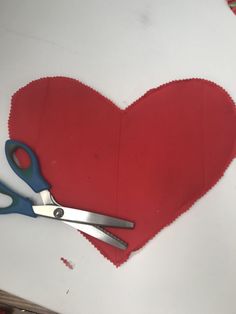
[0,140,134,249]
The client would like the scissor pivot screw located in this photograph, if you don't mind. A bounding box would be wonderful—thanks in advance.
[53,207,64,219]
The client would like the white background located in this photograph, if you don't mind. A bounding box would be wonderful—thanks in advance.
[0,1,236,313]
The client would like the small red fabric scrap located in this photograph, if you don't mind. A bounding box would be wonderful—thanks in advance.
[60,257,74,270]
[228,0,236,14]
[9,77,236,266]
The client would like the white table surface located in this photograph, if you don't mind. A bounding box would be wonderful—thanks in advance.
[0,1,236,313]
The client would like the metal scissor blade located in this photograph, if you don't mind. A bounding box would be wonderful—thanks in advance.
[63,221,128,250]
[33,205,134,228]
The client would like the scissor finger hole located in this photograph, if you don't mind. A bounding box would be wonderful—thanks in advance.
[0,193,12,208]
[13,148,31,169]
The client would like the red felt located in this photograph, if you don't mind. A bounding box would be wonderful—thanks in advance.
[8,77,236,266]
[228,0,236,14]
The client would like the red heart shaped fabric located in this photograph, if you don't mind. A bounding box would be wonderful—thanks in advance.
[9,77,236,266]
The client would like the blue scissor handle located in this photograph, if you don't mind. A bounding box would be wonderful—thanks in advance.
[5,140,50,193]
[0,180,36,217]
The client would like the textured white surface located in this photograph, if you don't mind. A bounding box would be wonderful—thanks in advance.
[0,1,236,313]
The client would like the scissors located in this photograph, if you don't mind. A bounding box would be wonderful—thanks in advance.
[0,140,134,250]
